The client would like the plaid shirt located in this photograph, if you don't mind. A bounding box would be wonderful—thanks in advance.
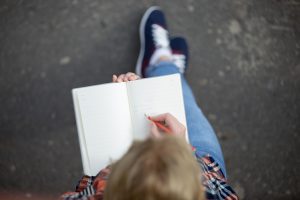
[61,154,238,200]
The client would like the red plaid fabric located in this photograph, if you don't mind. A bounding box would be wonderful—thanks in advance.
[61,155,238,200]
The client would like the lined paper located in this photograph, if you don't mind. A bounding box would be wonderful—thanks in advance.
[126,74,188,141]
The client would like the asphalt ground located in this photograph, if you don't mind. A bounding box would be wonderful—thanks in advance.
[0,0,299,199]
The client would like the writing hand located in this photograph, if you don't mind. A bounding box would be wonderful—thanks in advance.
[112,72,140,83]
[149,113,186,139]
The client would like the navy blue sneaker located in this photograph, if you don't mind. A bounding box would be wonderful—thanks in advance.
[136,6,172,78]
[170,37,189,74]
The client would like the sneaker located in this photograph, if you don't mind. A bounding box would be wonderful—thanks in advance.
[170,37,189,74]
[136,6,172,78]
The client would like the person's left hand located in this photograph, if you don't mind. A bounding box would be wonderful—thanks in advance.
[112,72,140,83]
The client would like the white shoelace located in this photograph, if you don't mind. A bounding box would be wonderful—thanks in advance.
[149,24,172,66]
[172,54,186,73]
[152,24,170,48]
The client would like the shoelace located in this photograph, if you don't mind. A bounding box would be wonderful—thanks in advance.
[172,54,186,73]
[152,24,170,48]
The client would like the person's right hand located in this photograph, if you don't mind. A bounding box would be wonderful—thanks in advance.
[149,113,186,139]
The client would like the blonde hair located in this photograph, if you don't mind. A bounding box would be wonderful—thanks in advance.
[104,136,204,200]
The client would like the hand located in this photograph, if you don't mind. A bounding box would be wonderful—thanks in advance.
[149,113,186,139]
[112,72,140,83]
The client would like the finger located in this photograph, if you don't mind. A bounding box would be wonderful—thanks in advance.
[128,76,135,81]
[149,113,169,122]
[125,72,135,77]
[150,122,161,138]
[117,74,125,82]
[125,73,135,81]
[112,74,117,82]
[150,113,181,130]
[128,75,139,81]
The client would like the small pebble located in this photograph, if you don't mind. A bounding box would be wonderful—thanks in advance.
[60,56,71,65]
[241,144,248,151]
[217,132,228,140]
[51,112,56,119]
[229,19,241,34]
[268,190,273,194]
[187,5,194,12]
[216,38,222,45]
[207,29,213,34]
[40,71,46,78]
[208,113,217,121]
[25,193,32,198]
[218,70,225,77]
[20,69,26,75]
[10,165,16,172]
[198,79,208,86]
[48,140,54,146]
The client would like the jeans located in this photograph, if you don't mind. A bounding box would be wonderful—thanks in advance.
[145,61,227,177]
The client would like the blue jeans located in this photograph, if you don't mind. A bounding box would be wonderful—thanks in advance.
[145,61,227,177]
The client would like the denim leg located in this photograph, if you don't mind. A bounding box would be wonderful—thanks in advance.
[145,61,227,177]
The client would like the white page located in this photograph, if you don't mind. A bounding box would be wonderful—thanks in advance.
[73,91,90,175]
[74,83,133,176]
[126,74,188,141]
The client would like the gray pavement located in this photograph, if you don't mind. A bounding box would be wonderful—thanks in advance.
[0,0,299,199]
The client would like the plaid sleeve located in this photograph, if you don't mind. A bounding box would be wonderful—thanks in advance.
[61,155,238,200]
[197,154,239,200]
[60,166,111,200]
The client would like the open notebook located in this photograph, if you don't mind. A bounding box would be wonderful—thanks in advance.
[72,74,188,176]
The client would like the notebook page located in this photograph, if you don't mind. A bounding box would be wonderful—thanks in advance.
[73,91,90,175]
[74,83,133,176]
[126,74,188,141]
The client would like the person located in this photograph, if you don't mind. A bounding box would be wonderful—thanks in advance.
[61,6,238,200]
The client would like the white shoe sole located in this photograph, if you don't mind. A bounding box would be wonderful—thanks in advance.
[135,6,161,77]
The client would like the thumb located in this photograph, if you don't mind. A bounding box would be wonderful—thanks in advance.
[150,122,161,138]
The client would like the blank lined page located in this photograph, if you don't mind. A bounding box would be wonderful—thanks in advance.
[126,74,188,141]
[74,83,133,176]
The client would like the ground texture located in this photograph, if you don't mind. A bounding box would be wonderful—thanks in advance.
[0,0,299,199]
